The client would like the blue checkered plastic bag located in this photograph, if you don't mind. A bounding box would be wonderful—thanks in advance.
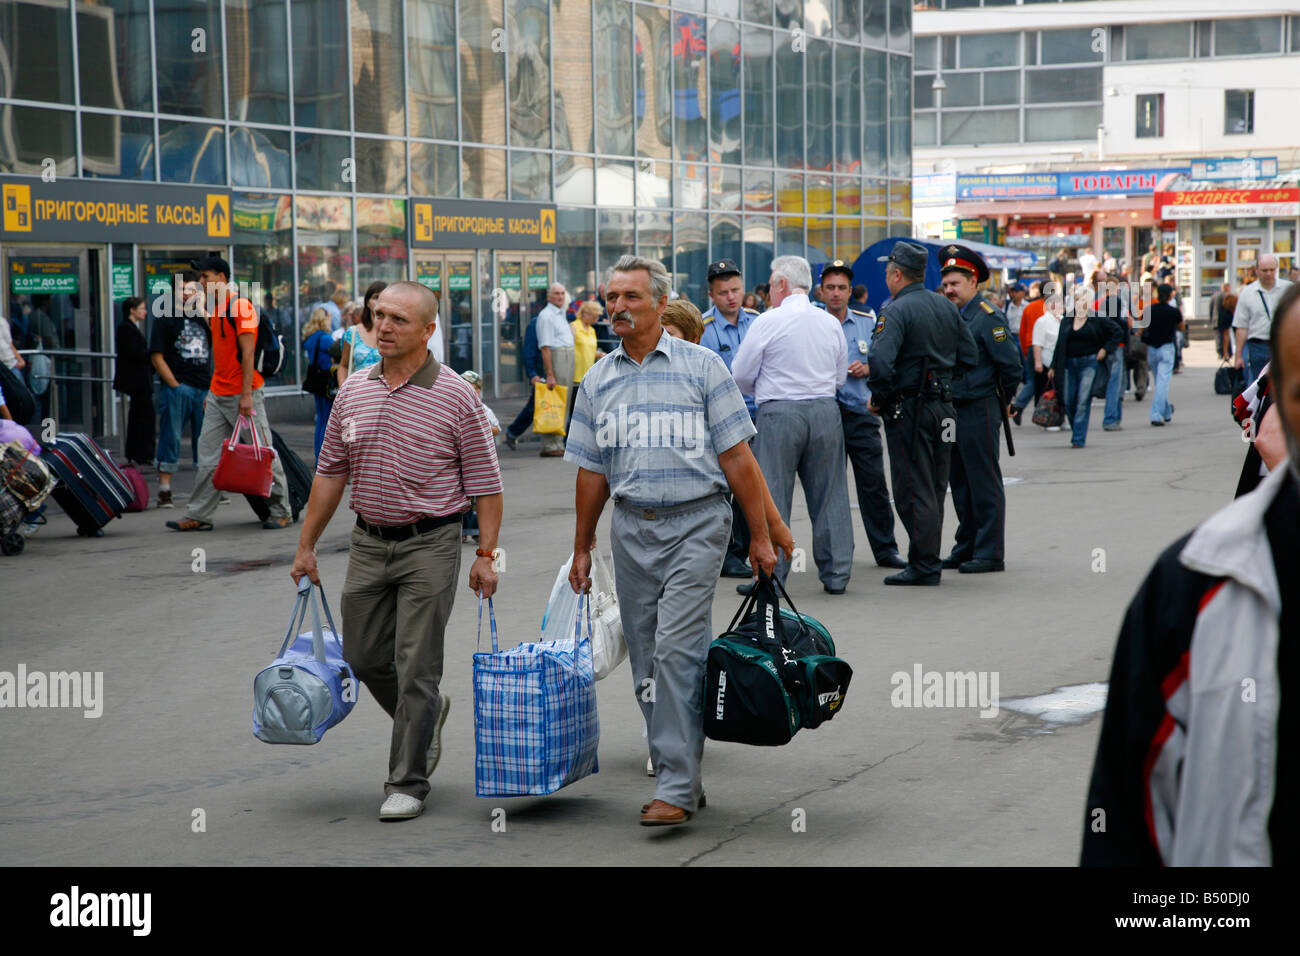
[473,595,600,797]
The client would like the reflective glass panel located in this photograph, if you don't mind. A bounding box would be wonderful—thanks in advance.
[744,167,774,212]
[862,48,886,174]
[887,0,909,50]
[834,219,860,262]
[226,0,289,125]
[557,207,596,298]
[983,70,1019,106]
[744,0,773,25]
[835,175,861,216]
[353,0,406,136]
[709,165,742,210]
[358,198,408,288]
[1216,17,1282,56]
[295,195,355,336]
[674,211,709,306]
[637,209,674,276]
[676,162,709,209]
[409,0,459,140]
[596,0,636,155]
[81,114,155,181]
[742,25,774,166]
[1124,22,1190,60]
[862,178,887,219]
[914,112,936,147]
[599,208,636,278]
[155,0,224,117]
[1041,27,1101,65]
[0,107,75,176]
[836,0,860,43]
[554,0,594,153]
[942,109,1018,146]
[712,214,743,273]
[296,132,352,191]
[511,150,553,201]
[80,0,153,113]
[411,142,459,196]
[1025,105,1100,142]
[0,0,74,105]
[805,0,831,38]
[806,39,834,171]
[777,171,804,213]
[230,126,292,188]
[774,0,802,31]
[777,216,803,257]
[460,0,506,145]
[775,29,803,167]
[674,12,709,161]
[355,137,407,194]
[1026,67,1101,104]
[508,0,552,148]
[636,3,674,159]
[888,54,910,179]
[959,32,1018,68]
[597,158,636,207]
[807,172,833,217]
[744,216,775,289]
[158,120,226,185]
[292,0,350,129]
[555,154,595,204]
[806,218,834,262]
[710,19,742,165]
[943,73,980,109]
[835,45,861,171]
[863,1,885,47]
[637,160,673,208]
[462,147,508,199]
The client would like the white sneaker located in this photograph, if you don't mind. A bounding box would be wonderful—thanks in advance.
[20,522,40,537]
[646,756,656,777]
[1046,425,1062,432]
[379,793,424,821]
[425,695,452,777]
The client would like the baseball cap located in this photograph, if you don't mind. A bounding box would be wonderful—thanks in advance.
[706,259,741,282]
[821,259,855,283]
[460,369,482,388]
[877,241,928,272]
[190,256,232,278]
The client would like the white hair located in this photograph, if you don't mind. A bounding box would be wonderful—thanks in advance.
[770,255,812,292]
[609,254,672,301]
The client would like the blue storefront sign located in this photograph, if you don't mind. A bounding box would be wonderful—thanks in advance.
[956,168,1188,201]
[1188,157,1278,181]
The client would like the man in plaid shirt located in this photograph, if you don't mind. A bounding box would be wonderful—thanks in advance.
[291,281,503,822]
[566,254,778,827]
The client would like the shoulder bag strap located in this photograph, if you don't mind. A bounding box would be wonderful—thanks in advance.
[1259,289,1272,321]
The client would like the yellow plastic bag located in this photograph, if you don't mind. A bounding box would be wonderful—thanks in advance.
[533,382,568,435]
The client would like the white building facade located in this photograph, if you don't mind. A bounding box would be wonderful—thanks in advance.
[912,0,1300,318]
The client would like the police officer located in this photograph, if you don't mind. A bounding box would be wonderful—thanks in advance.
[822,259,905,569]
[699,258,762,579]
[938,245,1022,574]
[867,242,979,586]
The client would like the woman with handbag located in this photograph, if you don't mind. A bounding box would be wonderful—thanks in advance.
[113,296,156,466]
[301,308,336,459]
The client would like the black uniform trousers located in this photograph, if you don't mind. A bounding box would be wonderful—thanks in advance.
[883,395,953,578]
[948,395,1006,563]
[841,406,899,560]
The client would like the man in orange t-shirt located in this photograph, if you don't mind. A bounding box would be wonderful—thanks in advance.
[167,256,291,531]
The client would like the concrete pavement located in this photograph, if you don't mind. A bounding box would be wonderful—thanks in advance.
[0,341,1248,865]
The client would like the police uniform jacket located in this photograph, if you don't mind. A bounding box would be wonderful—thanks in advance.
[867,281,978,402]
[951,293,1023,402]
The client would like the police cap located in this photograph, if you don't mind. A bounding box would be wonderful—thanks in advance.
[938,244,990,283]
[877,241,928,273]
[820,259,855,284]
[706,258,742,282]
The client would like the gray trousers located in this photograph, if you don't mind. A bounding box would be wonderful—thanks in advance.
[541,347,575,453]
[753,398,854,588]
[341,522,461,801]
[184,388,290,523]
[611,494,731,813]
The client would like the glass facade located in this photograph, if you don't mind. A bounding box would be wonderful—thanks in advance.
[1,0,912,399]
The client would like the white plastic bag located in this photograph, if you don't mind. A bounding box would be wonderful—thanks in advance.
[540,551,627,681]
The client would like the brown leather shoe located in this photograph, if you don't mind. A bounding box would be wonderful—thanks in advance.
[639,799,691,826]
[539,450,565,458]
[642,792,705,814]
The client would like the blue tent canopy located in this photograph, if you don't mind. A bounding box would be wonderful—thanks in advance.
[844,238,1038,313]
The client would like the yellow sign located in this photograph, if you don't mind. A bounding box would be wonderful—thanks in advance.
[540,208,555,245]
[3,184,32,232]
[414,203,433,242]
[206,193,230,238]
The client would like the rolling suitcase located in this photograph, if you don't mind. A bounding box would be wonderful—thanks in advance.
[41,433,132,536]
[271,429,312,522]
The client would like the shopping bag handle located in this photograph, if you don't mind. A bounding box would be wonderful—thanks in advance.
[278,577,339,663]
[476,595,499,654]
[229,413,263,455]
[574,592,594,649]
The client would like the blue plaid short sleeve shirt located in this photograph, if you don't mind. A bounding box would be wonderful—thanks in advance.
[563,328,756,506]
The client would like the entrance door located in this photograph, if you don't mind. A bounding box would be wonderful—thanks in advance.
[492,252,552,399]
[412,249,477,376]
[1230,230,1267,287]
[3,245,108,436]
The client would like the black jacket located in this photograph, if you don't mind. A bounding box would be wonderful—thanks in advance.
[867,282,979,401]
[113,319,153,396]
[1052,314,1123,379]
[952,293,1023,401]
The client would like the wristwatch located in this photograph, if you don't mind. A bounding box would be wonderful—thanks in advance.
[475,548,495,559]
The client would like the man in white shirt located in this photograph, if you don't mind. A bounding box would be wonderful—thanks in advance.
[732,255,853,594]
[535,283,574,457]
[1233,253,1293,386]
[1079,248,1099,280]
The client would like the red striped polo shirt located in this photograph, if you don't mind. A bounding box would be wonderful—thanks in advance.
[316,352,502,525]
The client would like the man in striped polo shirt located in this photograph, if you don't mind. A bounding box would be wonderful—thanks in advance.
[291,281,503,822]
[566,254,778,828]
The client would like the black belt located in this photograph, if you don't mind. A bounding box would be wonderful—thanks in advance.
[355,513,460,541]
[1248,337,1269,343]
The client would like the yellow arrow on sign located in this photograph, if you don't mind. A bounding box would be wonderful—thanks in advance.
[207,194,230,238]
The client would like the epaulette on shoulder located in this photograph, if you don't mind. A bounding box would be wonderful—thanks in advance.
[742,307,760,315]
[848,306,871,317]
[980,300,996,314]
[702,314,715,325]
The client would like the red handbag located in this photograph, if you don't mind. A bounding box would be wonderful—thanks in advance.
[212,414,276,497]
